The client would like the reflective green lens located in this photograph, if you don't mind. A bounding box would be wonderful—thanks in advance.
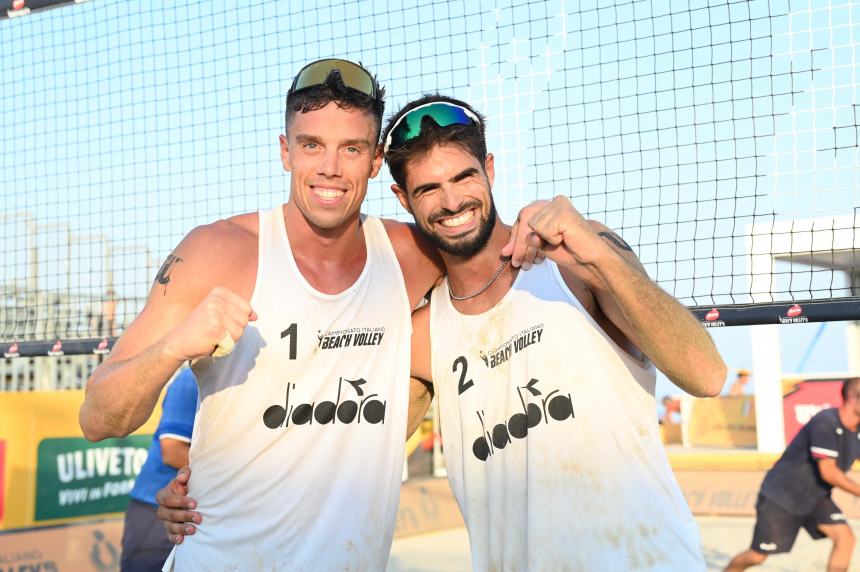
[386,103,476,152]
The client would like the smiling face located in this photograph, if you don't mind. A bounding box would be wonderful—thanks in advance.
[392,144,497,257]
[280,102,383,232]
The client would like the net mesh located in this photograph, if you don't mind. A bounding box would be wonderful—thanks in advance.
[1,0,859,347]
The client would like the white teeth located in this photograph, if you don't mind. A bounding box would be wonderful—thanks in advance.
[440,210,474,227]
[314,188,344,199]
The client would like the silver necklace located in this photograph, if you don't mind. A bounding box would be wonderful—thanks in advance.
[446,257,510,301]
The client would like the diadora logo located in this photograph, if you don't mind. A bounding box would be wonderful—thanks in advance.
[831,512,846,521]
[316,327,385,350]
[758,542,777,551]
[3,342,19,359]
[262,377,386,429]
[48,340,64,356]
[471,378,573,461]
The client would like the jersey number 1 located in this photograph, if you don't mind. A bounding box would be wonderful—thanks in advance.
[281,323,297,360]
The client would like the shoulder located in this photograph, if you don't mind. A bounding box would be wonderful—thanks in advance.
[128,214,259,321]
[189,213,258,249]
[804,408,840,435]
[381,218,444,306]
[173,215,258,284]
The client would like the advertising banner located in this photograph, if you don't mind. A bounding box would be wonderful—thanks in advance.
[782,378,845,443]
[35,437,150,521]
[687,395,757,447]
[0,518,122,571]
[0,390,160,530]
[0,440,5,525]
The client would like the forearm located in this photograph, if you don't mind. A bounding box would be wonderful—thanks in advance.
[406,377,433,439]
[80,338,185,441]
[824,469,860,497]
[588,251,726,397]
[161,441,191,469]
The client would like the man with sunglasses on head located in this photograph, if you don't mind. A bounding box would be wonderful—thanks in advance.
[79,60,539,571]
[157,94,727,569]
[383,95,724,569]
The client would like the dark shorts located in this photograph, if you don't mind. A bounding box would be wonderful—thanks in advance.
[751,494,848,554]
[121,498,174,572]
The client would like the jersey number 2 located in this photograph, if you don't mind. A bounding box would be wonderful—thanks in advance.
[454,356,473,395]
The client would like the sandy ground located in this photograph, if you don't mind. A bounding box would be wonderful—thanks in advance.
[387,516,860,571]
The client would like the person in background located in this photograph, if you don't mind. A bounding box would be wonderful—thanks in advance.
[121,367,197,571]
[728,368,751,396]
[724,377,860,572]
[661,395,682,423]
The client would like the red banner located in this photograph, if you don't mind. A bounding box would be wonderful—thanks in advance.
[783,378,845,443]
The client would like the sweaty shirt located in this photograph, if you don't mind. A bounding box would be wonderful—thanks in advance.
[430,260,705,571]
[165,209,412,571]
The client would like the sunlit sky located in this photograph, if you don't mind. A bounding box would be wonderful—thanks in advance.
[1,0,857,391]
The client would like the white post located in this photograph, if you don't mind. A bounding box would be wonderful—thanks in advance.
[847,320,860,375]
[751,324,785,452]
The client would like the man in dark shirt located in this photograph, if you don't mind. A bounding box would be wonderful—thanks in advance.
[725,377,860,572]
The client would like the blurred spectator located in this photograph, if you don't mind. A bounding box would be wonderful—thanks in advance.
[728,368,751,396]
[661,395,681,423]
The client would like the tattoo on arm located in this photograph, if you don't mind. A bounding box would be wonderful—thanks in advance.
[598,231,633,252]
[155,254,183,295]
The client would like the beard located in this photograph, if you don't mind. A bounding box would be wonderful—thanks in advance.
[419,198,497,258]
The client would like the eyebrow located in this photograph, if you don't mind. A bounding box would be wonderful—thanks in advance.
[294,134,373,148]
[412,167,480,195]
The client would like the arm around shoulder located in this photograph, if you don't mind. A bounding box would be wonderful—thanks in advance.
[406,305,434,438]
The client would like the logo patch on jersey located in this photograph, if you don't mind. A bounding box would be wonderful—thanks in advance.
[831,512,846,521]
[470,378,574,462]
[316,326,385,350]
[758,542,777,551]
[478,324,544,369]
[262,376,386,429]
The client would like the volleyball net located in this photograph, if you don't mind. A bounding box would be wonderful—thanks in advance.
[1,0,858,355]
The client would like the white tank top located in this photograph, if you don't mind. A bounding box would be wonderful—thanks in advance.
[165,208,412,571]
[430,261,705,572]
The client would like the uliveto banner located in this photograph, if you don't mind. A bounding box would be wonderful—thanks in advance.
[35,436,149,521]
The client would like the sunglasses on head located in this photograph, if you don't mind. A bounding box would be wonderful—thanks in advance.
[383,102,480,154]
[290,58,379,99]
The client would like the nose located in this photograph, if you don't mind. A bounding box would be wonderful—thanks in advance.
[317,147,342,178]
[439,185,467,213]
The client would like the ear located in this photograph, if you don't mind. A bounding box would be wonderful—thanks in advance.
[391,183,412,214]
[369,144,383,179]
[279,134,291,172]
[484,153,495,188]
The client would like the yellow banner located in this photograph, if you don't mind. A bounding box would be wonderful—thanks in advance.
[687,395,757,447]
[0,390,160,530]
